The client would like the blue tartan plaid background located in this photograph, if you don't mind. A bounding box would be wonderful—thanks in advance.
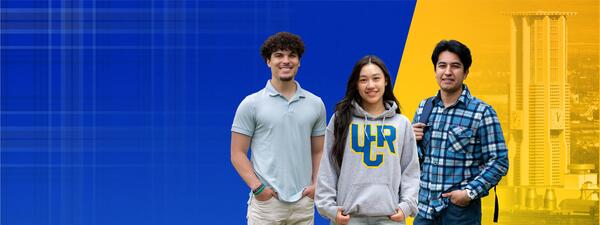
[0,1,415,224]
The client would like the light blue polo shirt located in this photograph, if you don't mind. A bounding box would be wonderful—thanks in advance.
[232,80,327,202]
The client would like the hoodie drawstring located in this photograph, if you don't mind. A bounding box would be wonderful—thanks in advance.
[363,114,386,141]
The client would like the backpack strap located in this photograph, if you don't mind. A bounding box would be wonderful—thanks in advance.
[418,97,435,165]
[494,186,499,223]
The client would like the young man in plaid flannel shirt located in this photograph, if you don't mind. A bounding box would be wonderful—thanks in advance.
[412,40,509,225]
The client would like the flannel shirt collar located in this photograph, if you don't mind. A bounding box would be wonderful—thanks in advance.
[433,84,473,108]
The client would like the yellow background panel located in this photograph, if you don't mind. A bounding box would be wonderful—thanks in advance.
[396,0,599,224]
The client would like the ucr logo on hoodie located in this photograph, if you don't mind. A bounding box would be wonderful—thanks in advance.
[350,123,396,168]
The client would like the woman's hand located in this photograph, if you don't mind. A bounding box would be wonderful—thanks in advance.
[389,208,405,222]
[336,208,350,225]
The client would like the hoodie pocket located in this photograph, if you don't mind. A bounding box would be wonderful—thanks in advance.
[447,126,474,154]
[343,182,397,216]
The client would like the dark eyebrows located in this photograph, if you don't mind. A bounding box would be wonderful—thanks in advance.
[359,73,383,78]
[437,61,463,66]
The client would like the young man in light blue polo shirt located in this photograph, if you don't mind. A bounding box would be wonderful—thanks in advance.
[231,32,326,225]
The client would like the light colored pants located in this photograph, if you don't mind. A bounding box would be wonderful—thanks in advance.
[330,216,405,225]
[247,195,314,225]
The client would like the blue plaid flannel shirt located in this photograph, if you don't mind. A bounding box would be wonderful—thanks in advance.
[412,85,509,219]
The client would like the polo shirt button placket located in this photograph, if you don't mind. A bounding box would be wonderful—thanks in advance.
[288,99,294,113]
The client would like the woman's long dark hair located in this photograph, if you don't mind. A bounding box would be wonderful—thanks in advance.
[331,55,401,169]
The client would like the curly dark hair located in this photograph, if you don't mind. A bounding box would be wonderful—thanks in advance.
[260,32,305,62]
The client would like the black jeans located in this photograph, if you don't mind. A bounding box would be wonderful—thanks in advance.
[413,198,481,225]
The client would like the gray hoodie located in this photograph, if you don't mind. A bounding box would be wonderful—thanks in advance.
[315,100,420,221]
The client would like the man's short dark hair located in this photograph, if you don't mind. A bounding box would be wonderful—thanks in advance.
[260,32,304,62]
[431,40,472,72]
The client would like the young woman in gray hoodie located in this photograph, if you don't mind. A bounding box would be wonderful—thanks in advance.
[315,55,420,225]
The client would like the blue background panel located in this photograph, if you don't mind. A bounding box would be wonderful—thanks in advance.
[1,0,416,224]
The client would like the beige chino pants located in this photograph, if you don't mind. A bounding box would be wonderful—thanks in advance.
[247,195,314,225]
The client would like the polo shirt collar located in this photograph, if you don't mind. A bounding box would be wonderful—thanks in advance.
[265,80,306,99]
